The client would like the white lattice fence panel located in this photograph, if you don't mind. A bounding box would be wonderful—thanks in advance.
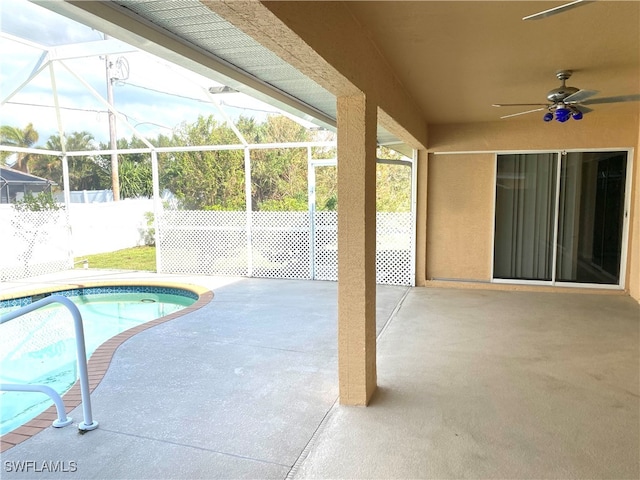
[157,211,248,276]
[251,212,311,279]
[376,212,413,285]
[0,209,72,281]
[157,209,413,286]
[313,211,338,281]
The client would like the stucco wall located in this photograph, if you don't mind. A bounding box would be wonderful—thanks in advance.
[428,114,638,152]
[427,153,494,281]
[426,115,639,296]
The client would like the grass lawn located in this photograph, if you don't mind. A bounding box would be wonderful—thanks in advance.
[75,246,156,271]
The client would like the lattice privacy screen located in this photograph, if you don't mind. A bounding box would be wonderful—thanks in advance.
[157,210,413,285]
[376,212,413,286]
[252,211,311,279]
[313,211,338,281]
[158,211,248,276]
[0,210,73,281]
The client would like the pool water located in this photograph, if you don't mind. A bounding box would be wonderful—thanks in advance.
[0,289,196,435]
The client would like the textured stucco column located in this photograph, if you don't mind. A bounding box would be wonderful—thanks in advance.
[337,94,378,405]
[415,149,428,286]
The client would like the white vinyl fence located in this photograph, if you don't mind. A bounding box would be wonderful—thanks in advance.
[69,199,154,256]
[1,203,414,286]
[0,199,154,281]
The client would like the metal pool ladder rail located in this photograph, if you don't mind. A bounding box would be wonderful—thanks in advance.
[0,295,99,432]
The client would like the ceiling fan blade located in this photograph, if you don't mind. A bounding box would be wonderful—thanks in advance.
[522,0,595,20]
[500,108,545,119]
[492,103,549,107]
[575,105,594,114]
[581,94,640,105]
[563,89,599,103]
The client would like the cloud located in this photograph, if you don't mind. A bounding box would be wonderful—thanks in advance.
[1,0,101,46]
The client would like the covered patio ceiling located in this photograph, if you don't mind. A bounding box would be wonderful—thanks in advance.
[35,0,639,144]
[344,0,640,124]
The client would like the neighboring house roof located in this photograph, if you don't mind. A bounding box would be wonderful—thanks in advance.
[0,166,56,186]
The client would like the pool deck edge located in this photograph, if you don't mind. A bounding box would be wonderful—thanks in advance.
[0,288,214,452]
[0,280,211,302]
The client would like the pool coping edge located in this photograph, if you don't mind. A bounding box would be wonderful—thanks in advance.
[0,282,214,452]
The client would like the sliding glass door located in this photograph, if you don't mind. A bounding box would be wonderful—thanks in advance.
[494,151,628,286]
[494,153,557,281]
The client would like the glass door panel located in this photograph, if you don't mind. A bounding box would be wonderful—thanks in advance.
[556,152,627,284]
[493,153,557,281]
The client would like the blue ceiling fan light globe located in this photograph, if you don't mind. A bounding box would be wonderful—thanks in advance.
[555,107,571,122]
[572,110,583,120]
[543,112,554,122]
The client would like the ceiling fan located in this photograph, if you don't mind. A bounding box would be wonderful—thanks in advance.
[492,70,640,123]
[522,0,594,21]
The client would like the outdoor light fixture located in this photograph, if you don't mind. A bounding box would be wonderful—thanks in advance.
[555,107,571,123]
[208,86,238,94]
[542,105,584,123]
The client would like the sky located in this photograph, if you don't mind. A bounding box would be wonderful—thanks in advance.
[0,0,315,148]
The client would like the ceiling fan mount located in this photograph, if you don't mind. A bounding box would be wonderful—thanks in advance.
[546,70,579,103]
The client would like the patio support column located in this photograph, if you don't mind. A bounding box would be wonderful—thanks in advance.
[337,93,377,405]
[415,149,428,286]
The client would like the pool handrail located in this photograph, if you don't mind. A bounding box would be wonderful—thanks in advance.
[0,383,73,428]
[0,294,99,432]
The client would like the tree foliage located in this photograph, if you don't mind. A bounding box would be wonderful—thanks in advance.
[0,123,39,172]
[160,115,245,210]
[12,191,64,212]
[29,131,107,191]
[157,115,334,211]
[376,147,412,212]
[2,117,411,212]
[247,116,310,211]
[315,165,337,211]
[108,137,153,199]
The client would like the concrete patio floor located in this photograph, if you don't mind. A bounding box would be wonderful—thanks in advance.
[1,270,638,479]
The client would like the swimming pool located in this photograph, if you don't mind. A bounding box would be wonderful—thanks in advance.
[0,285,199,435]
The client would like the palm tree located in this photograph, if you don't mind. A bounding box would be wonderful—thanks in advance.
[28,153,62,186]
[31,131,108,190]
[0,123,39,172]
